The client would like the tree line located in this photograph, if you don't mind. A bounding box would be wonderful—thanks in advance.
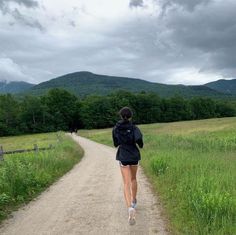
[0,88,235,136]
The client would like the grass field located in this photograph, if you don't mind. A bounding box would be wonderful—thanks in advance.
[0,132,61,151]
[79,117,236,235]
[0,132,83,222]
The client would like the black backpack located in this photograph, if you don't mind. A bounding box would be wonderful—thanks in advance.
[116,125,135,145]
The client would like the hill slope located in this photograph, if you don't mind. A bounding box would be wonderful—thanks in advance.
[27,71,230,98]
[205,79,236,95]
[0,81,35,94]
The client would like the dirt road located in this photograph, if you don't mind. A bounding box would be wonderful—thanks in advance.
[0,134,168,235]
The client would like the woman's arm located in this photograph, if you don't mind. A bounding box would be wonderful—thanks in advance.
[134,126,143,148]
[112,127,119,147]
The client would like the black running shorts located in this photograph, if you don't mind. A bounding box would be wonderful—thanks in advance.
[119,161,139,167]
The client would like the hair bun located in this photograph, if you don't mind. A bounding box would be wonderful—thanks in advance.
[119,107,133,120]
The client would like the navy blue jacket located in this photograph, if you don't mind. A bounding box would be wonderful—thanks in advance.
[112,120,143,162]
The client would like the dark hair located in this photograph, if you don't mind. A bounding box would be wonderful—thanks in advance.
[119,107,133,121]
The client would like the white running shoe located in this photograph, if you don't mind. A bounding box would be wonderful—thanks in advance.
[128,207,136,225]
[131,199,137,209]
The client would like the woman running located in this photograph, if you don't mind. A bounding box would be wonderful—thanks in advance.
[112,107,144,225]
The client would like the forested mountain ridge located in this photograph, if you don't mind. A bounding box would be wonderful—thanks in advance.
[26,71,232,98]
[205,79,236,95]
[1,71,235,99]
[0,80,35,94]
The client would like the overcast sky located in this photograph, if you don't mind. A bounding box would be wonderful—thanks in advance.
[0,0,235,85]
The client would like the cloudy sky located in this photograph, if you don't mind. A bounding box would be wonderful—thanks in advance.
[0,0,235,85]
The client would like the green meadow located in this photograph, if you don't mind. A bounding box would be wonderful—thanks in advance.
[79,117,236,235]
[0,132,83,222]
[0,132,60,151]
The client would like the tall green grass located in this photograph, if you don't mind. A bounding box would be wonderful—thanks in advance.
[0,133,83,222]
[79,117,236,235]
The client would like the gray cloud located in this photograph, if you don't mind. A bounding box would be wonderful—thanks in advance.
[155,0,236,78]
[86,0,236,84]
[160,0,212,12]
[129,0,143,8]
[0,0,235,85]
[69,20,76,27]
[15,0,38,8]
[0,0,38,10]
[0,0,43,30]
[11,8,44,30]
[0,57,31,82]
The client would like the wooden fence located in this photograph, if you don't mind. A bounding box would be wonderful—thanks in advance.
[0,144,54,161]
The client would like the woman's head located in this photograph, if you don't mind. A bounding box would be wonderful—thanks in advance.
[119,107,133,121]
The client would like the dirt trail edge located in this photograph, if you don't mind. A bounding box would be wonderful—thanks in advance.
[0,134,168,235]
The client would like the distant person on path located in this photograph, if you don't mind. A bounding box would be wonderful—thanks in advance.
[112,107,144,225]
[70,128,73,134]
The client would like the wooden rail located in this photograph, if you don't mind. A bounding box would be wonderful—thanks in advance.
[0,144,54,161]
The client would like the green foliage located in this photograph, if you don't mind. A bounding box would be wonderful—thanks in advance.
[0,89,236,136]
[42,88,79,131]
[150,158,168,176]
[19,96,47,133]
[80,95,116,129]
[132,93,162,123]
[0,193,11,205]
[215,100,236,117]
[190,97,217,119]
[0,133,83,221]
[185,177,235,232]
[161,96,193,121]
[0,94,20,136]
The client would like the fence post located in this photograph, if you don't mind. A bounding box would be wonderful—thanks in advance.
[34,144,38,153]
[0,146,4,161]
[56,133,62,142]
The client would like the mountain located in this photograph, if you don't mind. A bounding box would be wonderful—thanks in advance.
[205,79,236,95]
[1,72,235,99]
[25,71,232,98]
[0,80,35,94]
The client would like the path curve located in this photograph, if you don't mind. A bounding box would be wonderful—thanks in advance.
[0,134,168,235]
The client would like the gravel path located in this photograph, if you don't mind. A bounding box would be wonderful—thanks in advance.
[0,134,168,235]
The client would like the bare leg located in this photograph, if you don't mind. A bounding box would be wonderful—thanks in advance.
[130,165,138,202]
[120,166,132,207]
